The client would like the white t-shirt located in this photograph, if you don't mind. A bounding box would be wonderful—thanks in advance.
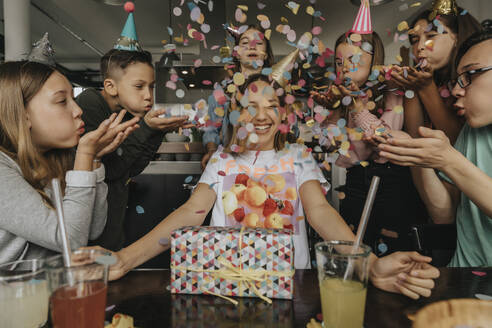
[198,144,329,269]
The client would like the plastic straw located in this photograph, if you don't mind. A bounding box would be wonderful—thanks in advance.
[51,178,72,267]
[343,175,380,281]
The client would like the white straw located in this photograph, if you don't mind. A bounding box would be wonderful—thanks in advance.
[343,175,380,281]
[51,178,72,267]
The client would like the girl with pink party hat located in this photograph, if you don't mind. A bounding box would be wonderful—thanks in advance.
[311,0,429,259]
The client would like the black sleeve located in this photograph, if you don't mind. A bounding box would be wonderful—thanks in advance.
[78,92,107,135]
[77,91,164,181]
[96,118,163,181]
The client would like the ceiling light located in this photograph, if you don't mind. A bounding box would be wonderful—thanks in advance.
[189,84,195,88]
[182,70,188,75]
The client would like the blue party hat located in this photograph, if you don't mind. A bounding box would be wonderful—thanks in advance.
[114,2,142,51]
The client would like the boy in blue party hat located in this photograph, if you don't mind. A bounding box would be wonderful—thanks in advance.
[76,1,191,251]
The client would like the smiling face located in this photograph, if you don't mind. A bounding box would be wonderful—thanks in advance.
[335,42,373,87]
[27,71,84,152]
[452,39,492,128]
[240,80,284,151]
[110,62,155,117]
[236,28,268,72]
[409,19,457,70]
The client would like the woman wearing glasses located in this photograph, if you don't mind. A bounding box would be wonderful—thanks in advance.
[376,30,492,267]
[389,1,481,144]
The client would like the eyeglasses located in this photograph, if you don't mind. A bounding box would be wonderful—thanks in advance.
[456,66,492,88]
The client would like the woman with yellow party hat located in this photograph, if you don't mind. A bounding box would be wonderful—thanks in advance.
[390,0,482,143]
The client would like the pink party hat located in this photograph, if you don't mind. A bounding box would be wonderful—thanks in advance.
[350,0,373,35]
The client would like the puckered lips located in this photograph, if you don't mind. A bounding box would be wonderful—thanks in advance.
[76,122,85,135]
[454,103,466,117]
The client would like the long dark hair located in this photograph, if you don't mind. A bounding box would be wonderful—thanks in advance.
[456,30,492,67]
[410,8,482,85]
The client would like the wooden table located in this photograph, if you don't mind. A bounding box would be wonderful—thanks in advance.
[105,267,492,328]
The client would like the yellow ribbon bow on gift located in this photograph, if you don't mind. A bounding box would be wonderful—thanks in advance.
[172,227,295,306]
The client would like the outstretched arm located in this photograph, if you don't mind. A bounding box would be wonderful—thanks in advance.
[300,180,439,299]
[99,183,216,280]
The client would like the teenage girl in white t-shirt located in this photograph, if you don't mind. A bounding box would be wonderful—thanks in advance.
[97,74,440,300]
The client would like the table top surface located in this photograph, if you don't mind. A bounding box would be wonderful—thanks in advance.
[105,267,492,328]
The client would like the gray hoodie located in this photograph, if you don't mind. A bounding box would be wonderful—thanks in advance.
[0,151,107,264]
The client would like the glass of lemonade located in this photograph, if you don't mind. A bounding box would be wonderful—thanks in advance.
[315,241,371,328]
[0,258,49,328]
[45,249,110,328]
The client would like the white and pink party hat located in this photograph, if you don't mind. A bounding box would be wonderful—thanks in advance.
[350,0,373,35]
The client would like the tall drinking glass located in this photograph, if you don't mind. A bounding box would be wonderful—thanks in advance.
[315,241,371,328]
[45,249,110,328]
[0,259,49,328]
